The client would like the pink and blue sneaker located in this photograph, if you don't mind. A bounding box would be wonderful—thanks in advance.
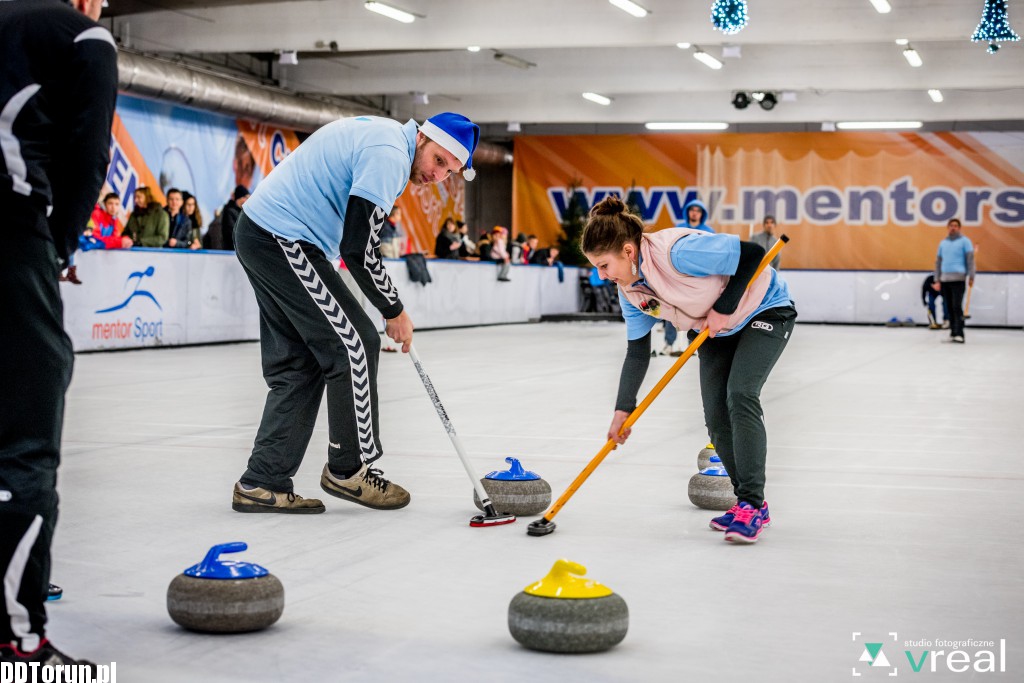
[710,501,771,532]
[723,501,767,544]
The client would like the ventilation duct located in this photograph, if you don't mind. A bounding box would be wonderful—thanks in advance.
[116,50,511,165]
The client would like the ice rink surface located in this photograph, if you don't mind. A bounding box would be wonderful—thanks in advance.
[51,322,1023,681]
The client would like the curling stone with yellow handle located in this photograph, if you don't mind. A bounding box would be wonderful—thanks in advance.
[508,559,628,653]
[167,542,284,633]
[697,443,722,470]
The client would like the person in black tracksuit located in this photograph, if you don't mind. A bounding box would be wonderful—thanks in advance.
[230,112,480,515]
[0,0,117,669]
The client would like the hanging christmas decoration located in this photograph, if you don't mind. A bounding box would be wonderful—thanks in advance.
[971,0,1020,53]
[711,0,749,35]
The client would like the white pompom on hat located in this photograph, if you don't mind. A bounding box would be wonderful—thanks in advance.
[419,112,481,181]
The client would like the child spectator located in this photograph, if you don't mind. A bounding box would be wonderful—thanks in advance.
[88,192,130,249]
[490,226,511,281]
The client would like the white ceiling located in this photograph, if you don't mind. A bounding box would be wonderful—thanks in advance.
[111,0,1024,128]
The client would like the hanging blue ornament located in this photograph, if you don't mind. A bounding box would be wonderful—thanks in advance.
[971,0,1020,52]
[711,0,749,35]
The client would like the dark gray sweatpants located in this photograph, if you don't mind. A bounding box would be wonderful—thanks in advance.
[689,305,797,508]
[235,212,382,493]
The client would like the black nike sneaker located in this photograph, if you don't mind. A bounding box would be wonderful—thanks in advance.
[320,463,411,510]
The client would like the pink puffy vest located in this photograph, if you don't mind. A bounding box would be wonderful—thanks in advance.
[620,228,771,333]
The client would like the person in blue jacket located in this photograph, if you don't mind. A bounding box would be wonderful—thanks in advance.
[232,112,480,515]
[931,218,975,343]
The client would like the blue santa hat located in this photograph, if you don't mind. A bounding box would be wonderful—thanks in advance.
[419,112,480,181]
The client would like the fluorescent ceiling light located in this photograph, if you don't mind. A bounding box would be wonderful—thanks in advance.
[928,89,944,103]
[902,47,923,67]
[693,49,723,70]
[609,0,649,18]
[364,2,415,23]
[836,121,923,130]
[895,38,909,45]
[868,0,891,14]
[645,122,729,131]
[467,46,481,52]
[676,42,692,49]
[582,92,612,106]
[494,52,536,69]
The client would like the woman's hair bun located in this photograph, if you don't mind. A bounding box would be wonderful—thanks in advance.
[590,195,626,217]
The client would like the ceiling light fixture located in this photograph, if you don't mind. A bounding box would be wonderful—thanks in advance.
[758,92,778,110]
[278,51,298,65]
[608,0,649,18]
[731,92,751,109]
[645,122,729,131]
[582,92,612,106]
[494,52,536,69]
[836,121,923,130]
[928,89,944,102]
[868,0,892,14]
[895,38,909,45]
[902,46,923,67]
[692,48,724,70]
[467,46,481,52]
[364,1,416,24]
[676,42,692,49]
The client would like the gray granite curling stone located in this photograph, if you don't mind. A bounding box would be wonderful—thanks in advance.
[687,466,736,511]
[167,542,284,633]
[508,559,628,654]
[473,457,551,516]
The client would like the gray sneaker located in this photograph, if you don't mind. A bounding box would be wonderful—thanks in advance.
[320,463,411,510]
[232,482,325,514]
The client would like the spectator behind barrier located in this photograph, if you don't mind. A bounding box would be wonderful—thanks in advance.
[490,226,511,282]
[88,192,129,250]
[433,217,461,259]
[220,184,249,251]
[182,192,203,249]
[456,220,476,258]
[123,186,169,248]
[164,187,195,249]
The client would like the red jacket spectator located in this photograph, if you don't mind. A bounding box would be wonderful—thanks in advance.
[88,193,126,249]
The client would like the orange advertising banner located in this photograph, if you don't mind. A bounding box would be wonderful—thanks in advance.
[395,175,465,255]
[236,120,302,180]
[513,132,1024,271]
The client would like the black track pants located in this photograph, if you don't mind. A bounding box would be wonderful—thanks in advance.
[1,214,72,650]
[940,280,966,339]
[234,212,382,492]
[689,305,797,508]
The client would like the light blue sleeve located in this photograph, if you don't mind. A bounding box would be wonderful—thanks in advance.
[349,145,410,212]
[619,290,658,341]
[670,233,740,277]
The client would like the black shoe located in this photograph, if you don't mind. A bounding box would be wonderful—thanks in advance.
[47,584,62,601]
[0,640,96,674]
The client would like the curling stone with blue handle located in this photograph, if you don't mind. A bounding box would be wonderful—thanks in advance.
[687,466,736,511]
[473,457,551,516]
[508,559,628,653]
[167,542,284,633]
[697,443,721,470]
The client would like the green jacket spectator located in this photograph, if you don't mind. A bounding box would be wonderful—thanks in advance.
[123,186,169,248]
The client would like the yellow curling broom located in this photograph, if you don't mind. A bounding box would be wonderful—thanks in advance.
[527,235,790,536]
